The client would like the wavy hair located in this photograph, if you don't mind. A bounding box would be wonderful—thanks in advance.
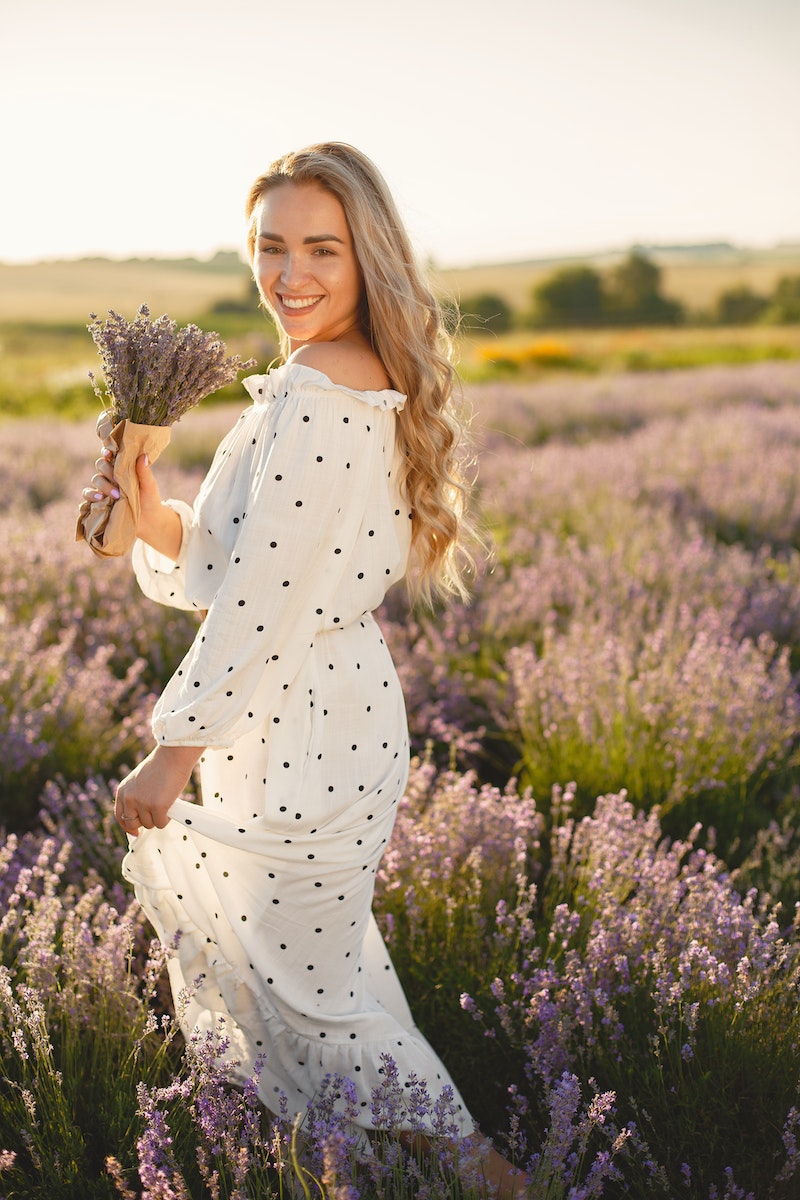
[245,142,475,605]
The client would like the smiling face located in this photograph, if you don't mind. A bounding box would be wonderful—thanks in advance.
[251,181,365,352]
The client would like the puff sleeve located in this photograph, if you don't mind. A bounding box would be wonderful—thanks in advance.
[150,377,404,748]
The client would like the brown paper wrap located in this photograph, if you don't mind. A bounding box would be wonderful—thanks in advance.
[75,412,172,558]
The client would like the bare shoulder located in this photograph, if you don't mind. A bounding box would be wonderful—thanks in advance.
[289,342,392,393]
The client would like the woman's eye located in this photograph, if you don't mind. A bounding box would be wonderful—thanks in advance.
[260,244,283,255]
[313,247,333,256]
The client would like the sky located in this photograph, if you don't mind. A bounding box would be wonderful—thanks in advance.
[3,0,799,267]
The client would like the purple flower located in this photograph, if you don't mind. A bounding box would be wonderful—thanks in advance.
[87,305,256,427]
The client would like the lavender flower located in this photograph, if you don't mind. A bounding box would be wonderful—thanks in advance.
[87,304,255,427]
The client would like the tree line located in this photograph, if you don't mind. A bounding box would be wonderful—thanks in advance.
[456,251,800,332]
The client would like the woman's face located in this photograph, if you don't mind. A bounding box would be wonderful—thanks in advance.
[252,181,364,351]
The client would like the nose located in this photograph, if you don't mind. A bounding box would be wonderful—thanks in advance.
[280,253,310,289]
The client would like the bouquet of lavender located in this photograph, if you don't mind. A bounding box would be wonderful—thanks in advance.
[76,304,255,558]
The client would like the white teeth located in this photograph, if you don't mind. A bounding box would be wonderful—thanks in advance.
[282,296,321,309]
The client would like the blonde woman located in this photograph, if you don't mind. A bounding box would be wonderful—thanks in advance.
[90,143,523,1194]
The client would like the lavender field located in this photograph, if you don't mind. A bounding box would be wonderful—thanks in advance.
[2,360,800,1199]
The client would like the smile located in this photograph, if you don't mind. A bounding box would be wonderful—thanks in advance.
[280,295,323,310]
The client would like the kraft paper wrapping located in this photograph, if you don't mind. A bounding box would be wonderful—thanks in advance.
[75,412,172,558]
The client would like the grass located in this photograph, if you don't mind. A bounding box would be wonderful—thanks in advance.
[458,324,800,380]
[3,315,800,421]
[0,256,251,323]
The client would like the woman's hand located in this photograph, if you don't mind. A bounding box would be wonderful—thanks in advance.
[115,744,205,835]
[130,453,176,550]
[81,449,182,560]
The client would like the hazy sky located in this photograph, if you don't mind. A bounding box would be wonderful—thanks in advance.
[3,0,799,265]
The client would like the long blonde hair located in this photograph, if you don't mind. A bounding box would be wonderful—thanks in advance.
[245,142,474,605]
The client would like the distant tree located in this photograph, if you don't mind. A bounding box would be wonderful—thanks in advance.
[529,266,605,328]
[763,275,800,324]
[604,250,684,325]
[458,292,513,333]
[713,285,769,326]
[207,248,248,271]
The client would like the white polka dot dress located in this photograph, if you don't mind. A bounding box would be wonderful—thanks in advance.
[123,362,474,1135]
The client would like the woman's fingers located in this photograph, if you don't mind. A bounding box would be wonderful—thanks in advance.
[114,796,141,835]
[82,468,120,503]
[93,471,119,492]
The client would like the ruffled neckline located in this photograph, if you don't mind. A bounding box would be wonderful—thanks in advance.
[241,361,406,412]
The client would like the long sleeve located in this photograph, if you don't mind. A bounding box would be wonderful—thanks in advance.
[151,372,407,749]
[131,500,199,611]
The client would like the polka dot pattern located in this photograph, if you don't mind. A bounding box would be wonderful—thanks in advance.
[126,362,474,1137]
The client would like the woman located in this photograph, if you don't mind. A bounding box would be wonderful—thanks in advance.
[85,143,523,1193]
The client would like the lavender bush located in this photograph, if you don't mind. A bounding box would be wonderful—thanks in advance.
[1,360,800,1196]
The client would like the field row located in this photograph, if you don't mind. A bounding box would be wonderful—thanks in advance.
[1,361,800,1196]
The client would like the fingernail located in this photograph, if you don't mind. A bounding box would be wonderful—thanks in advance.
[110,487,120,499]
[143,453,149,467]
[93,491,104,501]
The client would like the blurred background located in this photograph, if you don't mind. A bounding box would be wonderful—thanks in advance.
[2,0,800,402]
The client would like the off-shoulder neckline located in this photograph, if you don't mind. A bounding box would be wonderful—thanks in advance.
[242,360,406,410]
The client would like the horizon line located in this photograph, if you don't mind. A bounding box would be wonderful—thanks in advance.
[2,237,800,274]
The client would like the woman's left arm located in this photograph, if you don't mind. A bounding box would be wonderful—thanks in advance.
[114,743,204,835]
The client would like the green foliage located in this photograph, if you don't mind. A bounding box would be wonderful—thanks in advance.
[528,266,605,328]
[526,253,683,329]
[604,250,684,326]
[619,339,798,371]
[764,274,800,324]
[714,284,770,325]
[0,863,184,1199]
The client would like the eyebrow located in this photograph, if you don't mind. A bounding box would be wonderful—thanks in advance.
[257,232,345,245]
